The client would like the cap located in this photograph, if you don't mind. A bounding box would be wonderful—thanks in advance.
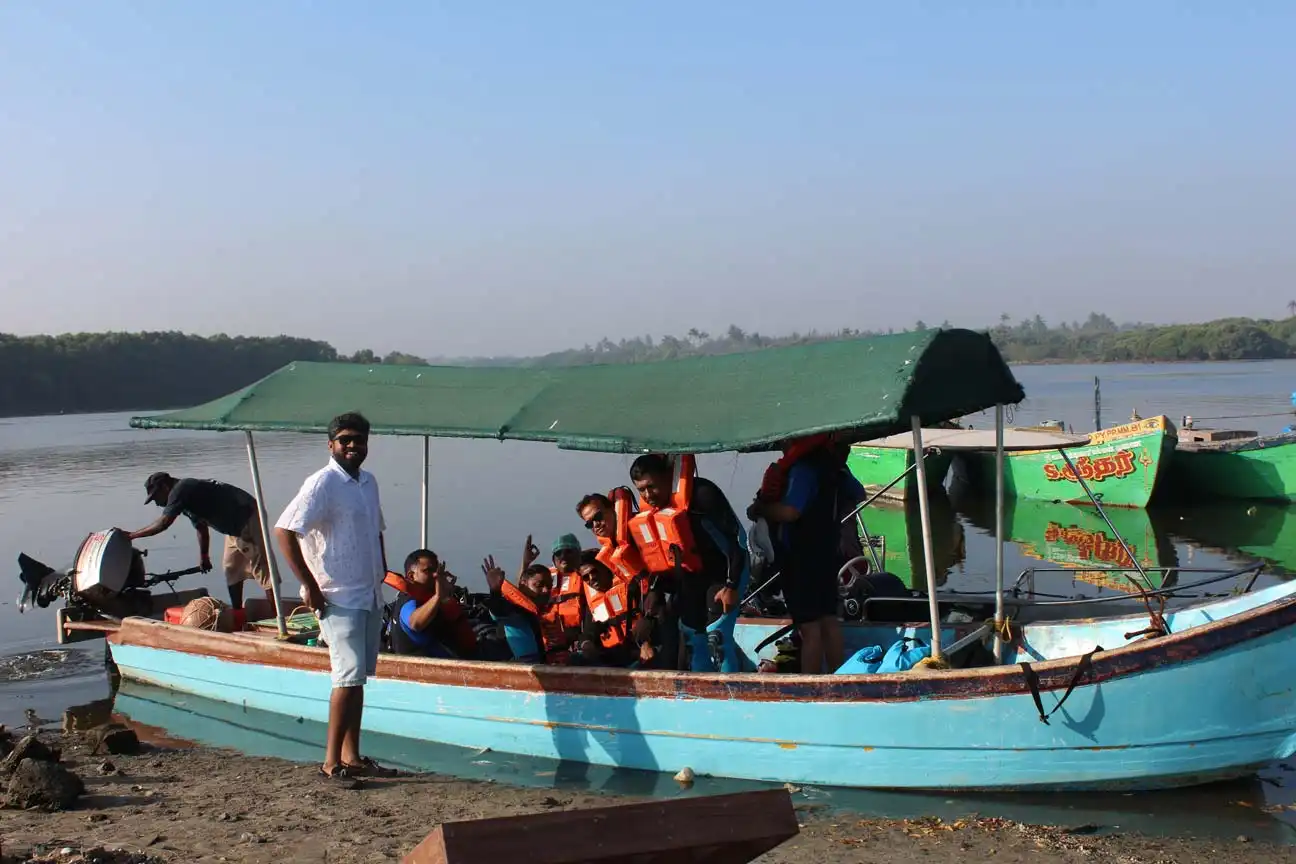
[144,472,173,504]
[551,533,581,556]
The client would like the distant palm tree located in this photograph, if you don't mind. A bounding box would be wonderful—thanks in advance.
[1287,300,1296,318]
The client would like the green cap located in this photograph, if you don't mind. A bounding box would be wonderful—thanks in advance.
[551,533,581,555]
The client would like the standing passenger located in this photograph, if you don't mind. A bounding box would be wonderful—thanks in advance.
[748,435,859,674]
[628,454,749,672]
[273,412,397,781]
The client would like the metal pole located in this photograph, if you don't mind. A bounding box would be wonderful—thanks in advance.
[1094,376,1101,431]
[420,436,430,548]
[910,417,942,662]
[244,432,288,638]
[1055,446,1153,592]
[993,404,1006,662]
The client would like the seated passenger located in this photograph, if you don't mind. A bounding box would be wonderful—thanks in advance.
[574,559,646,668]
[549,533,587,638]
[578,489,676,669]
[385,549,478,659]
[481,536,582,664]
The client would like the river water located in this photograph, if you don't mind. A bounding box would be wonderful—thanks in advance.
[3,359,1296,837]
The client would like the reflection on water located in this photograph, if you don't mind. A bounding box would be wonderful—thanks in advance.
[35,680,1286,844]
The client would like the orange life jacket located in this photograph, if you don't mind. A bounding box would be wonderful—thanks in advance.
[582,578,633,650]
[595,487,647,583]
[501,580,571,665]
[628,454,704,574]
[383,570,478,657]
[758,434,834,501]
[549,566,585,631]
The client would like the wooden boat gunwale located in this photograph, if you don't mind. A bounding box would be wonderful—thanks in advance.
[92,573,1296,705]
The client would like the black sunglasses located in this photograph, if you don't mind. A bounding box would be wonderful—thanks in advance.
[331,434,368,446]
[584,510,607,530]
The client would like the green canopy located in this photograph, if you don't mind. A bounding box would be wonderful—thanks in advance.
[129,328,1024,454]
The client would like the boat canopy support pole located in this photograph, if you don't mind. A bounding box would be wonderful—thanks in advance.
[994,404,1006,662]
[244,431,289,638]
[910,417,943,661]
[1054,446,1153,592]
[420,436,430,548]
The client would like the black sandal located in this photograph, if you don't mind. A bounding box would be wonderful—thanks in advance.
[341,755,399,777]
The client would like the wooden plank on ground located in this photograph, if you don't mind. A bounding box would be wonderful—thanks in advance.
[402,789,799,864]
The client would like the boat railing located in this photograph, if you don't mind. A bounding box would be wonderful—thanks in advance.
[1006,563,1266,605]
[843,562,1267,622]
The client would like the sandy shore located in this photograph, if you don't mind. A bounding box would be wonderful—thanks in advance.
[4,727,1296,864]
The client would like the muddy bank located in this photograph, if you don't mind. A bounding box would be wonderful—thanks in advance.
[3,728,1296,863]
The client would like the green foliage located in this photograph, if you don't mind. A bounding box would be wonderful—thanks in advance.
[0,331,358,418]
[6,314,1296,417]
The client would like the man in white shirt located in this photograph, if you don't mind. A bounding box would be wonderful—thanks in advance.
[274,412,396,782]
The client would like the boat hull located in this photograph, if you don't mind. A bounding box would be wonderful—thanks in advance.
[1169,434,1296,503]
[955,416,1176,509]
[847,444,953,502]
[105,581,1296,793]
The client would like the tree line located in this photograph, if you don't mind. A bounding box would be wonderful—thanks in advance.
[5,314,1296,417]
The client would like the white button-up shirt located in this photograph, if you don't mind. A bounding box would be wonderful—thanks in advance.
[276,458,386,611]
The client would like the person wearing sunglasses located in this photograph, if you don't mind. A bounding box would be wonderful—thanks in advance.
[274,412,396,783]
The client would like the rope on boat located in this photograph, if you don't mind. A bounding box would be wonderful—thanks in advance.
[915,655,950,670]
[989,616,1016,644]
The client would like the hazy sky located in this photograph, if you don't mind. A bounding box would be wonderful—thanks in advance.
[3,3,1294,357]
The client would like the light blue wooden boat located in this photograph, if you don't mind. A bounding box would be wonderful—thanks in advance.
[101,576,1296,792]
[64,328,1296,793]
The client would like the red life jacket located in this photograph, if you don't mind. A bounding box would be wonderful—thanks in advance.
[595,487,647,583]
[758,434,834,502]
[628,454,703,575]
[549,566,585,631]
[582,577,633,650]
[383,570,478,657]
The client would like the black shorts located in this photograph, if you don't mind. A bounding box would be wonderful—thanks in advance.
[780,564,839,625]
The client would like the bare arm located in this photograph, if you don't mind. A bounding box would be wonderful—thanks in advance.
[406,565,448,632]
[274,527,325,610]
[196,524,211,564]
[127,511,179,541]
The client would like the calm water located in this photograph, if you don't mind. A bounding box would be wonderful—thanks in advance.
[4,359,1296,835]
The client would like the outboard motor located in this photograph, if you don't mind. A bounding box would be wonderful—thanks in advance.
[18,528,155,619]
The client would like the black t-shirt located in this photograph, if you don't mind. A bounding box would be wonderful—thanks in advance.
[687,477,746,588]
[163,478,256,536]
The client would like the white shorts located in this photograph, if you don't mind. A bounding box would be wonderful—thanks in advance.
[317,606,382,688]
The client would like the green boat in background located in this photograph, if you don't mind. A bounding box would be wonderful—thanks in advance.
[1166,426,1296,504]
[846,436,955,501]
[952,415,1177,509]
[952,489,1177,593]
[852,488,966,590]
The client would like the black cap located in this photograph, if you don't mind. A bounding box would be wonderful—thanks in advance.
[144,472,173,504]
